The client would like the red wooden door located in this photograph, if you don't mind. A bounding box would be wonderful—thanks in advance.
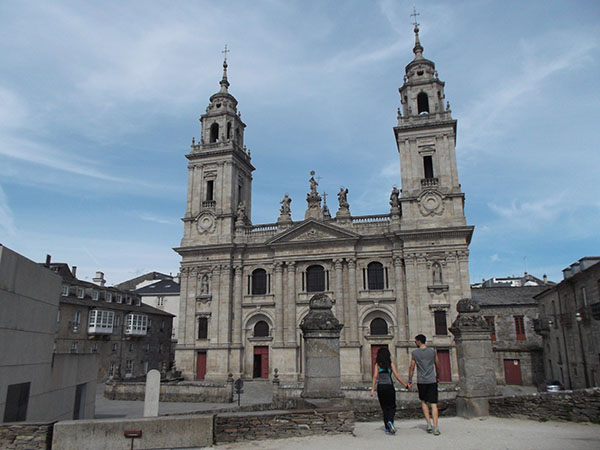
[504,359,522,385]
[437,349,452,382]
[196,351,207,380]
[371,344,389,375]
[253,346,269,379]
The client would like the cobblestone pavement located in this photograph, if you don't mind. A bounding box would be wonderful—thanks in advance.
[206,417,600,450]
[94,380,272,419]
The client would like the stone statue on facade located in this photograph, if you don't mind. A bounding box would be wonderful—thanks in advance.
[200,274,209,295]
[305,171,324,220]
[337,187,349,209]
[280,194,291,215]
[335,187,350,220]
[390,186,400,208]
[235,202,247,227]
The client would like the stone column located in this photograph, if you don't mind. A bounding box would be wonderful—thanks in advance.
[232,265,243,345]
[333,259,345,343]
[274,262,284,345]
[393,257,408,341]
[347,259,359,343]
[218,265,232,344]
[286,261,297,345]
[449,298,497,418]
[300,294,344,399]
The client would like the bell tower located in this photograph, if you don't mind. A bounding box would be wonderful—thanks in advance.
[394,22,466,230]
[180,48,255,246]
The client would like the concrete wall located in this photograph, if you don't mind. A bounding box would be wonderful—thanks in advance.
[0,245,98,424]
[53,414,213,450]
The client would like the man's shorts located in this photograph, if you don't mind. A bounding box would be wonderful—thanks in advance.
[417,382,438,404]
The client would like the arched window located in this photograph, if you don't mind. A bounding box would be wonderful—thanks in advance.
[417,92,429,114]
[251,269,267,295]
[423,155,434,179]
[198,317,208,339]
[210,123,219,143]
[254,320,269,337]
[306,265,325,292]
[367,262,384,290]
[370,318,388,336]
[227,122,232,140]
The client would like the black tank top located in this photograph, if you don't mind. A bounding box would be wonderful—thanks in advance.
[377,367,393,385]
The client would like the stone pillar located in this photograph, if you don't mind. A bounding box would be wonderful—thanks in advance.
[449,298,497,418]
[274,262,284,345]
[232,265,243,344]
[285,262,297,345]
[347,259,359,343]
[333,259,345,343]
[393,256,408,341]
[300,293,344,398]
[143,369,161,417]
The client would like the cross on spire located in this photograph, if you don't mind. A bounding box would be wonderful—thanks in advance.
[222,44,230,63]
[410,7,420,28]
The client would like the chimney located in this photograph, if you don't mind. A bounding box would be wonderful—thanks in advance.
[72,266,77,278]
[45,254,51,267]
[93,271,106,287]
[543,274,547,285]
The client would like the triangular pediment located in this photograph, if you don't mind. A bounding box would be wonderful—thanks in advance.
[266,218,359,245]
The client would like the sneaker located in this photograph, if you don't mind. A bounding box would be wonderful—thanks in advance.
[433,428,440,436]
[426,424,433,433]
[385,429,390,434]
[387,421,396,434]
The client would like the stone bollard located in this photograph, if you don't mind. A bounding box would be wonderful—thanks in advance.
[449,298,497,418]
[300,293,344,399]
[227,373,234,403]
[143,369,161,417]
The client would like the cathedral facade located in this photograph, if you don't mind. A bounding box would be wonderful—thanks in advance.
[174,26,474,383]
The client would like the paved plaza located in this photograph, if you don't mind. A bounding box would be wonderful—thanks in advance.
[208,416,600,450]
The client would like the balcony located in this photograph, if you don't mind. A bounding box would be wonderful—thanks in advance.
[533,317,551,335]
[124,313,148,337]
[202,200,216,209]
[421,177,439,188]
[88,310,114,335]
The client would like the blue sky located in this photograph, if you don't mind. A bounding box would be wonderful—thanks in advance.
[1,0,599,285]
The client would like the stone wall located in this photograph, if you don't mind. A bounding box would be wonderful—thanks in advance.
[0,422,53,450]
[489,388,600,423]
[104,380,232,402]
[215,409,354,443]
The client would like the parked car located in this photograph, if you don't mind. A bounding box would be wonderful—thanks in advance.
[543,380,565,392]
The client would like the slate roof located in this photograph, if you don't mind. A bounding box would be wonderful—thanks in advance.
[471,285,549,306]
[135,279,181,295]
[115,271,172,291]
[60,294,175,317]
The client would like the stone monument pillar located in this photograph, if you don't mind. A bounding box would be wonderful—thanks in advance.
[300,293,344,398]
[449,298,497,418]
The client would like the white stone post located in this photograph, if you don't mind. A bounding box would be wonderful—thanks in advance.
[143,369,161,417]
[274,262,284,345]
[286,262,297,345]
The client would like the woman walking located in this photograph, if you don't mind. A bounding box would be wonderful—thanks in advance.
[370,347,409,434]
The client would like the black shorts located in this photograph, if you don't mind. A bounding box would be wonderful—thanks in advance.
[417,382,438,404]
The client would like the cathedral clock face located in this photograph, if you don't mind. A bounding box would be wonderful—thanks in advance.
[196,213,216,234]
[418,191,444,216]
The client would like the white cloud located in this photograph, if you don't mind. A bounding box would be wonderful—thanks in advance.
[490,254,500,262]
[138,212,177,225]
[0,185,16,237]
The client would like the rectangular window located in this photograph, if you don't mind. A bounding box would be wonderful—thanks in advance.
[128,343,133,352]
[109,362,115,378]
[125,360,133,376]
[88,310,115,334]
[71,342,78,353]
[77,287,85,299]
[145,343,150,352]
[92,342,98,353]
[158,296,164,306]
[198,317,208,339]
[126,295,132,305]
[124,313,148,336]
[143,361,149,375]
[3,382,31,422]
[73,311,81,332]
[159,344,164,353]
[135,297,141,306]
[581,287,588,307]
[112,343,118,352]
[514,315,526,341]
[484,316,496,341]
[92,290,99,301]
[434,311,448,335]
[206,180,214,201]
[106,292,112,302]
[160,320,165,331]
[61,285,70,296]
[423,155,434,179]
[117,295,123,304]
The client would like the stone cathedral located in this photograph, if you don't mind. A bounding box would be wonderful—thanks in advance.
[175,26,474,383]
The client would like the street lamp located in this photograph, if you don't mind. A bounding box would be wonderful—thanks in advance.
[575,312,590,388]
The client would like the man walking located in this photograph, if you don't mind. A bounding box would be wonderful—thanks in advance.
[408,334,440,435]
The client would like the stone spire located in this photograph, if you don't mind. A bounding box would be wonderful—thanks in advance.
[219,44,230,93]
[412,24,424,60]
